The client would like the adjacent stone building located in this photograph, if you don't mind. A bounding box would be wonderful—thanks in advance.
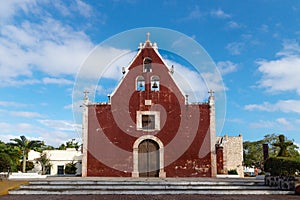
[216,134,244,177]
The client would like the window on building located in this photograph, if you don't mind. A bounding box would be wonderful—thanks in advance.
[137,111,160,131]
[136,76,145,91]
[143,57,152,72]
[142,114,155,130]
[151,75,160,91]
[57,165,64,175]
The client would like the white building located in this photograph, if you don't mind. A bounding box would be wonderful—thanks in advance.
[28,148,82,176]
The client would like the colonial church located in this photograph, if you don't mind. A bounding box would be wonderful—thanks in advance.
[81,34,238,178]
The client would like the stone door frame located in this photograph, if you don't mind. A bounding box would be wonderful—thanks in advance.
[132,135,166,178]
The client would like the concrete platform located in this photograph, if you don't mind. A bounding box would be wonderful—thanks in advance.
[8,177,295,195]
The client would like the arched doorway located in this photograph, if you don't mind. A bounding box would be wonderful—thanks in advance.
[132,135,166,178]
[138,139,159,177]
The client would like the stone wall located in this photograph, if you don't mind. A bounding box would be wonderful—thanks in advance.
[216,134,244,177]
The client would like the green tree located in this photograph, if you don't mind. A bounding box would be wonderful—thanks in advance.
[18,161,34,172]
[0,152,13,172]
[58,139,79,150]
[0,141,19,171]
[243,134,299,171]
[9,136,43,173]
[243,140,265,169]
[33,141,55,152]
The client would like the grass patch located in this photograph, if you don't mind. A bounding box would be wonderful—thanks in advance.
[0,180,28,196]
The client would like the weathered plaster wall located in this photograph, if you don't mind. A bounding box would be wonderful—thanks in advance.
[217,134,244,177]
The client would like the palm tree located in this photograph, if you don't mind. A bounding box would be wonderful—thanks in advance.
[35,153,52,175]
[10,135,43,173]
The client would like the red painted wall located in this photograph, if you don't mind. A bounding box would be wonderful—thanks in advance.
[216,146,224,174]
[86,43,213,177]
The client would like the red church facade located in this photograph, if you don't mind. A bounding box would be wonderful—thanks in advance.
[82,35,217,178]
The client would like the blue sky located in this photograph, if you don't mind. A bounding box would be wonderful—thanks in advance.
[0,0,300,148]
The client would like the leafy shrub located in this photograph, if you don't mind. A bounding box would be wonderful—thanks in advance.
[265,157,300,176]
[65,162,77,174]
[18,161,34,172]
[0,153,13,172]
[228,169,238,175]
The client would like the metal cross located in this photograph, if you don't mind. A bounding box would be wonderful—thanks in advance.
[146,32,150,41]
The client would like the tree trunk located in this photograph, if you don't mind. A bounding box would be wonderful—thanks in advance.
[41,164,45,175]
[22,150,26,173]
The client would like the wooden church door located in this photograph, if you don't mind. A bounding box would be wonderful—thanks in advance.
[138,139,159,177]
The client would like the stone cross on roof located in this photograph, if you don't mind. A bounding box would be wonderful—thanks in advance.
[208,89,214,97]
[84,90,89,100]
[146,32,150,41]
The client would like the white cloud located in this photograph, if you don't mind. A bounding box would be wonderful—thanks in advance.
[63,103,73,110]
[201,71,227,92]
[210,9,231,18]
[0,0,38,23]
[164,59,208,101]
[0,109,44,118]
[249,118,295,131]
[1,24,36,46]
[276,118,293,130]
[187,6,202,20]
[226,42,244,55]
[64,100,83,113]
[226,118,244,123]
[38,119,81,132]
[0,101,28,107]
[245,102,274,112]
[245,100,300,114]
[0,119,81,146]
[0,122,41,135]
[259,24,269,32]
[276,40,300,57]
[39,131,76,147]
[179,5,203,22]
[42,77,73,85]
[249,120,275,129]
[101,51,137,80]
[75,0,93,18]
[0,78,41,87]
[0,122,77,147]
[52,1,72,16]
[53,0,95,19]
[216,61,237,75]
[257,40,300,95]
[257,57,300,94]
[0,134,21,143]
[76,46,132,80]
[181,7,230,22]
[9,111,44,118]
[0,2,95,87]
[227,21,243,29]
[0,18,94,79]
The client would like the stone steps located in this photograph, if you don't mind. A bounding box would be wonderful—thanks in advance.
[8,179,295,195]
